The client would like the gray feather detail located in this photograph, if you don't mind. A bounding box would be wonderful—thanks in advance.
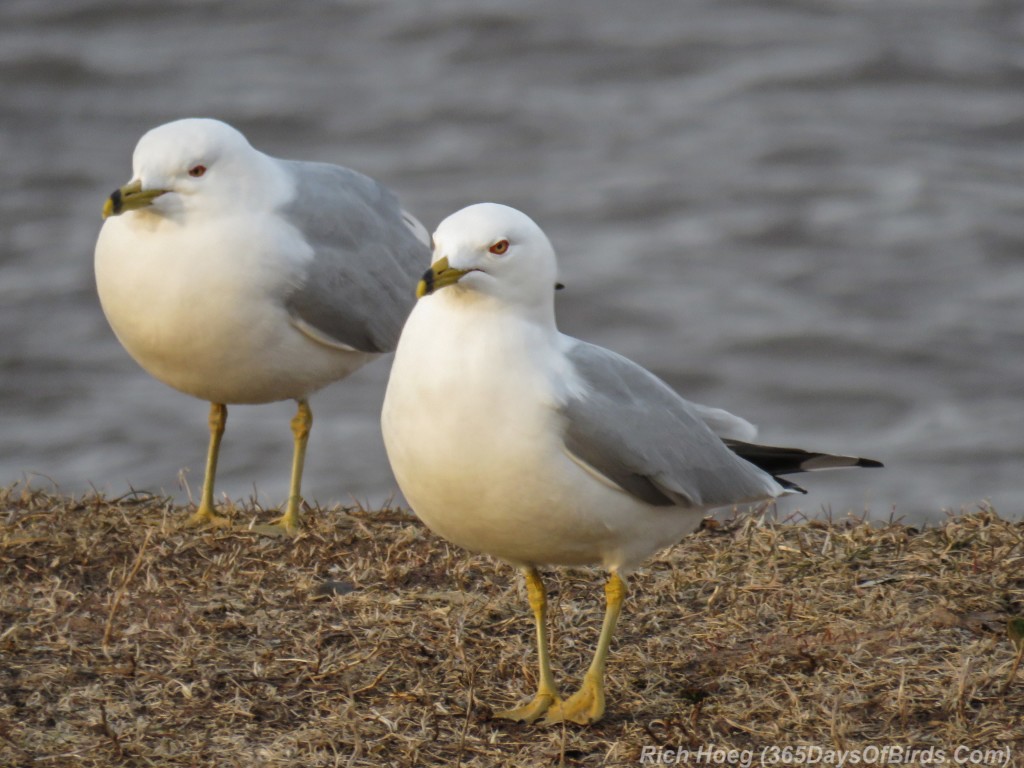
[401,208,432,248]
[279,160,431,354]
[692,404,758,442]
[560,341,782,509]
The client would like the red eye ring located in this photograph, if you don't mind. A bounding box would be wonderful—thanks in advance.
[489,239,510,255]
[188,165,207,178]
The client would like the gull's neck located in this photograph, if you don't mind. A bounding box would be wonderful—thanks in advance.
[440,286,558,336]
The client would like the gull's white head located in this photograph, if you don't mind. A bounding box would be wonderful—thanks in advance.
[102,118,278,220]
[418,203,559,312]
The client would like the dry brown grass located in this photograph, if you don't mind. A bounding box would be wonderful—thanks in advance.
[2,485,1023,767]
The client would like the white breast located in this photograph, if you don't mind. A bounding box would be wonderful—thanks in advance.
[381,293,705,571]
[94,208,370,404]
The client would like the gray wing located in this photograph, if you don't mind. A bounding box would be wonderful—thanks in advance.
[279,160,432,354]
[560,341,782,508]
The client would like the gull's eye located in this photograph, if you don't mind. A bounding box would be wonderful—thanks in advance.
[188,165,207,178]
[488,239,510,255]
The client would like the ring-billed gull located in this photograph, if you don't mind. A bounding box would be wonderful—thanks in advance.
[95,118,430,536]
[381,203,881,724]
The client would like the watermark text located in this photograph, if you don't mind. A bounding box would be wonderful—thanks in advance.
[638,743,1013,767]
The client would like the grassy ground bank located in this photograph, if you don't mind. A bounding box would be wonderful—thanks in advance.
[2,487,1023,766]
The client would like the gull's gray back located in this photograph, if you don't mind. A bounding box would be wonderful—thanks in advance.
[280,160,431,354]
[560,341,781,509]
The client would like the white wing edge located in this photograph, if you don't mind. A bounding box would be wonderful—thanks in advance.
[563,447,640,497]
[289,315,360,352]
[693,405,759,442]
[401,209,432,249]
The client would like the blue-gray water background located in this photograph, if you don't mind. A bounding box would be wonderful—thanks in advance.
[3,0,1022,522]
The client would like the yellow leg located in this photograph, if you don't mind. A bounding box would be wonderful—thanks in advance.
[252,399,311,537]
[543,571,626,726]
[494,568,562,723]
[184,403,232,529]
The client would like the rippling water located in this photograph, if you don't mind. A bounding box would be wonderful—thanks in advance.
[3,0,1022,522]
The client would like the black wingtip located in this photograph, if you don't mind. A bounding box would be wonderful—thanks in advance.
[778,476,808,494]
[724,439,884,477]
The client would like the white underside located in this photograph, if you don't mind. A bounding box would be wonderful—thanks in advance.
[381,291,707,573]
[95,208,373,404]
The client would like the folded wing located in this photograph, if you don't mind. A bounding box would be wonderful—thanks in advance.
[559,341,785,508]
[280,160,431,354]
